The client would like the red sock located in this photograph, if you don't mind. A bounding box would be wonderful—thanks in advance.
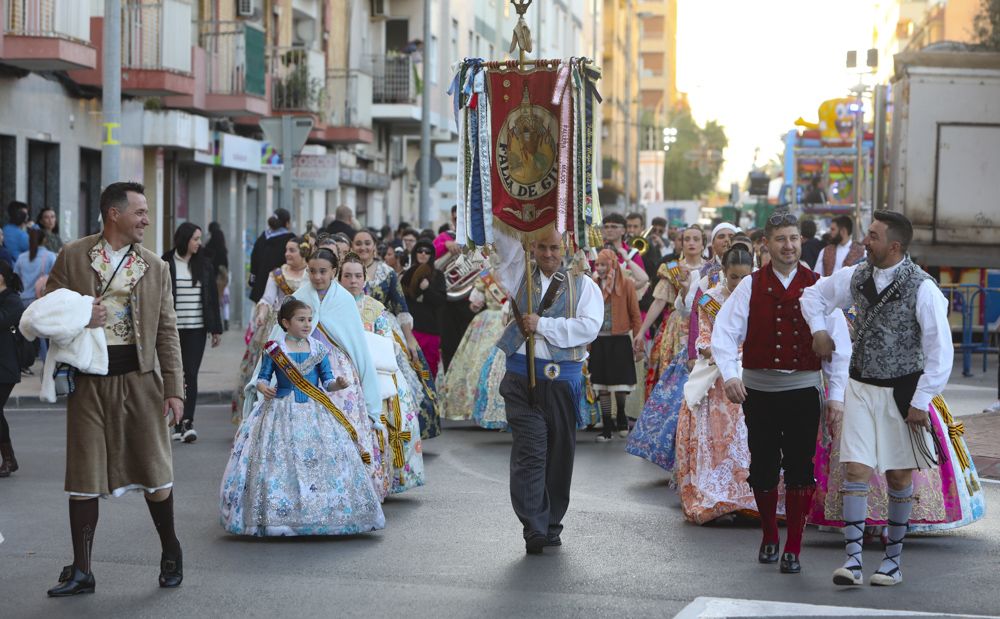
[783,486,815,556]
[753,487,779,544]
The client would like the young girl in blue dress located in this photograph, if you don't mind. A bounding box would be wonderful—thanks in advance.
[220,299,385,536]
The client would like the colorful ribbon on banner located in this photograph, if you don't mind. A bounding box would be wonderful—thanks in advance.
[452,57,602,250]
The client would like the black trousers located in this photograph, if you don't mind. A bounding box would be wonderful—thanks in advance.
[742,386,821,489]
[0,382,14,443]
[500,372,578,540]
[439,300,475,372]
[178,328,207,423]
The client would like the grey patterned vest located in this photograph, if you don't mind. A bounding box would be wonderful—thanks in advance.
[495,266,588,362]
[849,258,932,380]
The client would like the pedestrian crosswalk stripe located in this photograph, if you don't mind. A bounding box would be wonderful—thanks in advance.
[674,597,994,618]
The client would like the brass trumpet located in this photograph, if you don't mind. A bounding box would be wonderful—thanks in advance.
[628,226,655,256]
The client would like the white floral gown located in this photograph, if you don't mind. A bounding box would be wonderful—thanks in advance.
[220,335,385,536]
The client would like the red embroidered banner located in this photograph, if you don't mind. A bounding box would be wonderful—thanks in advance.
[489,69,568,239]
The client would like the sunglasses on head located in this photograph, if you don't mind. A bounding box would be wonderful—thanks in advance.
[767,212,798,226]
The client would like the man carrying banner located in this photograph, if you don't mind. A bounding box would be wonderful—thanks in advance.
[494,229,603,555]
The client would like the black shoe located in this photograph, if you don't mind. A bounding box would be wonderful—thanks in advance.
[158,550,183,588]
[758,542,779,564]
[47,565,95,597]
[181,420,197,444]
[525,534,546,555]
[779,552,801,574]
[545,535,562,547]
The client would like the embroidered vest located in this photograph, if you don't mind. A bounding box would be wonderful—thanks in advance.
[849,258,930,379]
[743,264,822,371]
[495,266,587,362]
[822,241,865,275]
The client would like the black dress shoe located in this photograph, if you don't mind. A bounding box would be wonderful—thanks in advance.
[758,542,779,564]
[525,535,546,555]
[779,552,801,574]
[159,550,183,588]
[545,535,562,547]
[47,566,95,597]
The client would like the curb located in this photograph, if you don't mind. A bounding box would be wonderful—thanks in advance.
[8,390,233,410]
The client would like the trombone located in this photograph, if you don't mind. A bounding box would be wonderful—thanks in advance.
[627,226,654,258]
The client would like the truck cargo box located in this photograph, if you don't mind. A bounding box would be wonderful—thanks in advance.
[888,50,1000,268]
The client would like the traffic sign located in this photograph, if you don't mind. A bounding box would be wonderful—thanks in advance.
[259,116,313,156]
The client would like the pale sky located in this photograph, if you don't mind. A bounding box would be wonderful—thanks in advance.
[675,0,878,189]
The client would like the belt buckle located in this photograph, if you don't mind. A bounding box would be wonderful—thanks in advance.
[543,362,561,380]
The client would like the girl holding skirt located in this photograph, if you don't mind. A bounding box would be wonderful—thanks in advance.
[220,299,385,536]
[673,247,756,524]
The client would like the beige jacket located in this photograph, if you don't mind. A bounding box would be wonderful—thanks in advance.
[44,233,184,399]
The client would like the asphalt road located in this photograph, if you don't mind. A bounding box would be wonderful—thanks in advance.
[1,405,998,618]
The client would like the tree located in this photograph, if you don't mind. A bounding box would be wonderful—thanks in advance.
[974,0,1000,50]
[662,102,729,200]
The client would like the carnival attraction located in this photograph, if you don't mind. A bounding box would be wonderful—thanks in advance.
[781,97,875,216]
[449,0,603,385]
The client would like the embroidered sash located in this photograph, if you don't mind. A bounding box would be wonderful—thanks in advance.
[698,292,721,318]
[264,341,371,464]
[272,268,294,296]
[380,375,412,469]
[478,268,508,305]
[392,331,437,404]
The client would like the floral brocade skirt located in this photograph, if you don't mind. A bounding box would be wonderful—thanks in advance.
[220,397,385,537]
[442,308,504,422]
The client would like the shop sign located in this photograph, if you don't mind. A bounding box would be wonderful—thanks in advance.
[291,154,340,190]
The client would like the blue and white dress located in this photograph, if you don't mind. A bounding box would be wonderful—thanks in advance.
[220,335,385,536]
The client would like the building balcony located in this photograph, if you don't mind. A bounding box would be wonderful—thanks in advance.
[121,0,194,96]
[271,46,326,117]
[199,20,268,116]
[324,68,374,144]
[0,0,97,71]
[67,0,195,96]
[368,53,417,105]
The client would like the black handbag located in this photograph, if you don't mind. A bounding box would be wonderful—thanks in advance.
[11,326,36,369]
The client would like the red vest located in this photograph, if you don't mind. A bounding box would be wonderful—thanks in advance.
[743,264,822,371]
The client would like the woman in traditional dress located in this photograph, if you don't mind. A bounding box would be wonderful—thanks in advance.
[340,253,425,494]
[673,247,757,524]
[811,393,986,536]
[220,299,385,536]
[590,249,642,442]
[626,226,706,472]
[400,239,447,378]
[352,229,441,439]
[442,268,508,427]
[289,248,391,500]
[232,236,309,424]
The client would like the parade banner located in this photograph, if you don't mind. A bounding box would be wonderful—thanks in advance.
[488,69,565,239]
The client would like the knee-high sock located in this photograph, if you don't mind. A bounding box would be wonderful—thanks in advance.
[614,392,628,430]
[753,487,779,545]
[840,481,869,573]
[145,491,181,557]
[69,498,98,574]
[878,484,913,575]
[598,393,613,437]
[783,485,814,556]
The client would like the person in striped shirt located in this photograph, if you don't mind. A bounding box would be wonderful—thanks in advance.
[163,222,223,443]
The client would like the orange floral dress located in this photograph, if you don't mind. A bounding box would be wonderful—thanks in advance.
[674,283,757,524]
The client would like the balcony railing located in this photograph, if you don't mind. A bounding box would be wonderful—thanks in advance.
[271,46,325,113]
[199,20,265,97]
[122,0,192,73]
[366,53,419,104]
[4,0,90,41]
[326,68,373,128]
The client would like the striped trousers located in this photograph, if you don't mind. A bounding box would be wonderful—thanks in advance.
[500,371,578,540]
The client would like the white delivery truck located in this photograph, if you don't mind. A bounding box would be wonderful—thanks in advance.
[888,48,1000,269]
